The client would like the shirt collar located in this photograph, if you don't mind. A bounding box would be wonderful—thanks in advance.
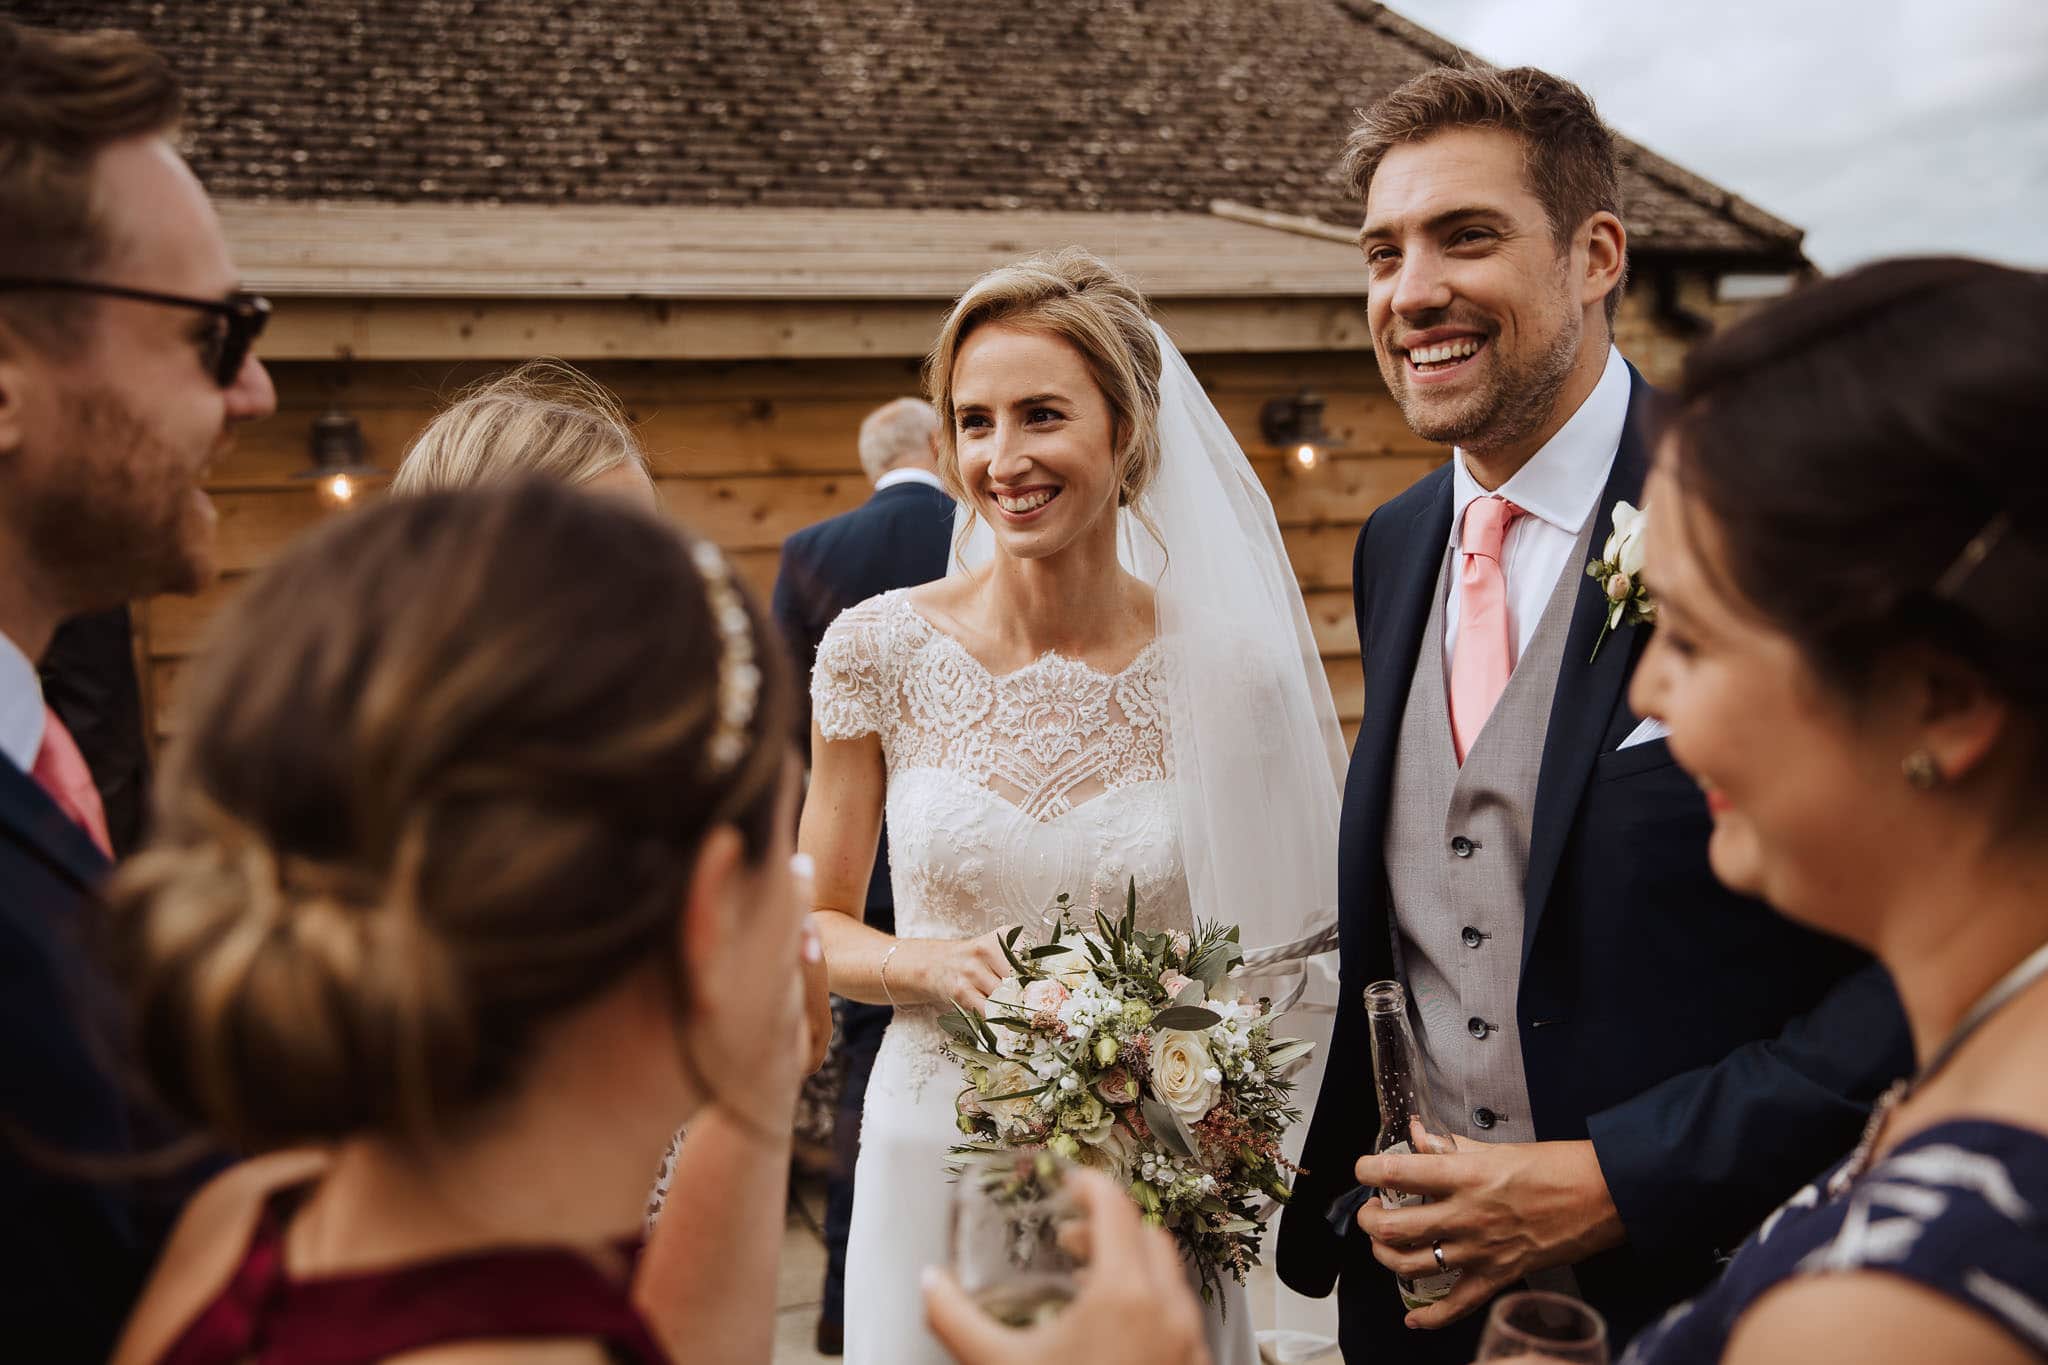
[1450,345,1631,547]
[874,467,947,494]
[0,629,46,775]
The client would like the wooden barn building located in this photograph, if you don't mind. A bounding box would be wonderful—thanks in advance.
[21,0,1809,748]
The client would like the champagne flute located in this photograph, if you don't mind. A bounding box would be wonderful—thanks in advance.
[947,1151,1084,1328]
[1476,1291,1610,1364]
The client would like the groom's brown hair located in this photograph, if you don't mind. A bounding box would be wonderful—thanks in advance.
[1344,64,1627,324]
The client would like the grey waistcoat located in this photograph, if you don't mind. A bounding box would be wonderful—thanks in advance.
[1383,517,1595,1143]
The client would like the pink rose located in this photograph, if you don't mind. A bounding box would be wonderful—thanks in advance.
[1095,1065,1139,1105]
[1021,978,1070,1013]
[1605,572,1633,603]
[1159,969,1193,998]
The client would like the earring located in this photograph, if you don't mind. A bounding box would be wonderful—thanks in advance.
[1902,750,1941,790]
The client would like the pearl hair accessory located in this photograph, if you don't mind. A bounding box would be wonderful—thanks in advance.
[690,539,761,776]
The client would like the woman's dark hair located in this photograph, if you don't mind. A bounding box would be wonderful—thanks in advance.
[109,480,792,1152]
[1669,256,2048,715]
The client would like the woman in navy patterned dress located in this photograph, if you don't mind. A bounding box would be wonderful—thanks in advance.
[1616,257,2048,1364]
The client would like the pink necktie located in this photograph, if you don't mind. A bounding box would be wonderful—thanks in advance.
[31,704,112,858]
[1449,496,1524,765]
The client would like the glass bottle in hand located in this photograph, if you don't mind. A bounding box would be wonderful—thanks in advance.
[1365,978,1460,1310]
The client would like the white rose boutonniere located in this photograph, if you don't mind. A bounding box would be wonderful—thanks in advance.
[1584,499,1656,661]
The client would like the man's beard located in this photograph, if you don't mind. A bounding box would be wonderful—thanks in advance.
[21,384,215,610]
[1381,296,1583,458]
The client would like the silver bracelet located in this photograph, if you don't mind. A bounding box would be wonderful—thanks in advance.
[879,942,902,1008]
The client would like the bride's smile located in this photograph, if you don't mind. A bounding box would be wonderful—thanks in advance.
[950,322,1121,561]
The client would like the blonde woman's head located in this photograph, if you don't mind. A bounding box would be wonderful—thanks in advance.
[926,249,1163,550]
[393,360,657,507]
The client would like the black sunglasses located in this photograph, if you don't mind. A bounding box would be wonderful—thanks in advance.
[0,278,271,387]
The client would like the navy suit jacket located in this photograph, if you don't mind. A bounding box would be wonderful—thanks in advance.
[772,477,955,928]
[1275,369,1911,1360]
[0,754,172,1362]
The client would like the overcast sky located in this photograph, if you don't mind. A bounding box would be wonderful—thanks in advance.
[1400,0,2048,272]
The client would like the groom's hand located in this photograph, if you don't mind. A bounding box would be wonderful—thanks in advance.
[1351,1137,1625,1330]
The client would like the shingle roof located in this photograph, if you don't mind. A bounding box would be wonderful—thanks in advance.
[19,0,1805,265]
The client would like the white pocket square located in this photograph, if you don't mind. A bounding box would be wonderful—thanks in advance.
[1619,716,1670,749]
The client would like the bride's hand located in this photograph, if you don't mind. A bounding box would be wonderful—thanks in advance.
[897,930,1013,1012]
[922,1169,1211,1365]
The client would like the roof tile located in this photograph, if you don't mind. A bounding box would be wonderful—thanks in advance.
[17,0,1802,261]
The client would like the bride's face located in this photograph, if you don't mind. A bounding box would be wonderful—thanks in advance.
[950,323,1120,562]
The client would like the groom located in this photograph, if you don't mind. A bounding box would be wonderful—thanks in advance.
[1275,66,1911,1359]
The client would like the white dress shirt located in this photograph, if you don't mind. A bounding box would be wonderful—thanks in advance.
[1442,345,1631,677]
[873,467,947,494]
[0,629,47,775]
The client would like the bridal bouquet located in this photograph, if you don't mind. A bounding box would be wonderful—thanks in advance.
[939,884,1315,1298]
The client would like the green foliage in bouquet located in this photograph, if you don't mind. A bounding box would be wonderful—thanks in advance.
[938,881,1315,1301]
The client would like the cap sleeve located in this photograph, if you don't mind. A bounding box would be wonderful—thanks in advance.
[811,595,897,743]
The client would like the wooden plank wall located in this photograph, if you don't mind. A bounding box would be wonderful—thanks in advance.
[139,350,1450,748]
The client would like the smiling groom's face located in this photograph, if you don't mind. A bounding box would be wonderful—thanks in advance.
[1358,126,1587,458]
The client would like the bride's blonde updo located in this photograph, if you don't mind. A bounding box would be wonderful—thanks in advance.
[108,480,790,1151]
[926,247,1164,515]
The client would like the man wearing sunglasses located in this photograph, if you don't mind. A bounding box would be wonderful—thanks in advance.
[0,18,275,1360]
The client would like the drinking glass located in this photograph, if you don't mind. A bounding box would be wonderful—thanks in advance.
[1475,1291,1610,1364]
[947,1151,1084,1328]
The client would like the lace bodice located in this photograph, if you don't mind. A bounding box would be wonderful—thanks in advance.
[815,589,1193,947]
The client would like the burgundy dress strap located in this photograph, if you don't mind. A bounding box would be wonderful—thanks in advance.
[156,1181,669,1365]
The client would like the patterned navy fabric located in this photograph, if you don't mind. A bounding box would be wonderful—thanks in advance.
[1628,1119,2048,1362]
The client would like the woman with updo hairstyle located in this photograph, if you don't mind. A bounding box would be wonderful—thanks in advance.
[925,247,1165,542]
[1617,258,2048,1364]
[105,481,808,1365]
[392,358,660,508]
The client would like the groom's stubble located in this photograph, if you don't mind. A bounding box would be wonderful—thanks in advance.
[1376,254,1585,463]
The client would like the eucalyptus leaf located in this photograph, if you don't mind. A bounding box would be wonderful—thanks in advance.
[1264,1038,1316,1072]
[1142,1098,1194,1158]
[1151,1005,1224,1031]
[1190,952,1232,992]
[1024,944,1075,960]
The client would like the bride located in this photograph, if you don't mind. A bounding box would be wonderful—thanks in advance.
[801,248,1345,1365]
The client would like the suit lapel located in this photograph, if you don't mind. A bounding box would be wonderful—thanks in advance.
[1345,474,1454,961]
[1519,368,1658,972]
[0,757,112,892]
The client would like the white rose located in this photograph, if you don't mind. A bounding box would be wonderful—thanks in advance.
[982,1061,1040,1127]
[1074,1121,1140,1182]
[1607,500,1648,577]
[1149,1029,1221,1125]
[1037,937,1101,989]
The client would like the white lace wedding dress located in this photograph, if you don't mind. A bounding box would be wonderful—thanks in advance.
[818,588,1257,1365]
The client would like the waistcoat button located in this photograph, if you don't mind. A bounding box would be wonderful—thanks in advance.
[1450,835,1475,858]
[1467,1016,1490,1039]
[1473,1106,1498,1130]
[1461,926,1484,948]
